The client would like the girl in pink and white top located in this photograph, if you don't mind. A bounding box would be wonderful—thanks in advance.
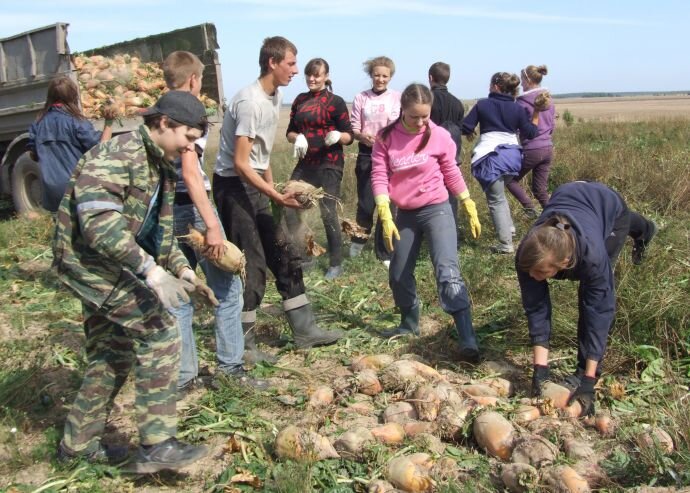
[350,56,401,264]
[371,83,482,362]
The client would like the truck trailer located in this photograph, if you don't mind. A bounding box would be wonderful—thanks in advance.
[0,22,224,213]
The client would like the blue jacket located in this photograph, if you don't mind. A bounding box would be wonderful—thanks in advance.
[516,181,626,362]
[461,92,537,139]
[28,107,101,212]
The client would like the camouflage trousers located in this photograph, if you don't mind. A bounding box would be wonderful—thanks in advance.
[63,270,180,453]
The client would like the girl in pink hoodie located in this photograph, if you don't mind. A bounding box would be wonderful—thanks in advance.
[371,83,482,362]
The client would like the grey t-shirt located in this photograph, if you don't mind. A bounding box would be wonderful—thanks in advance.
[214,79,282,177]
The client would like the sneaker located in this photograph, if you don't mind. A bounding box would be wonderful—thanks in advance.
[324,265,343,280]
[177,378,205,401]
[632,221,658,265]
[349,242,365,258]
[57,440,129,465]
[382,260,391,269]
[211,368,270,391]
[122,437,208,474]
[489,245,514,255]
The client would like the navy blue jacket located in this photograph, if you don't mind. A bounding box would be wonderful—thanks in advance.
[28,107,101,212]
[516,181,626,362]
[462,92,537,140]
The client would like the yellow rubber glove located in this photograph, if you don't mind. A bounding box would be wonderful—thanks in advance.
[457,192,481,239]
[375,195,400,252]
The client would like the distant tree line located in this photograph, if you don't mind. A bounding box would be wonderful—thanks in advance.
[554,91,690,98]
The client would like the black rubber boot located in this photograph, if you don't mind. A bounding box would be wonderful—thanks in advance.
[285,303,343,349]
[57,440,129,465]
[380,303,420,337]
[453,308,479,363]
[122,438,208,474]
[242,321,277,365]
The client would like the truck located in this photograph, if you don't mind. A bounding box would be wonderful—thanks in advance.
[0,22,224,214]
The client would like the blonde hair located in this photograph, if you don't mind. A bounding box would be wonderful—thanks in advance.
[363,56,395,78]
[517,214,577,272]
[522,65,548,85]
[163,51,204,89]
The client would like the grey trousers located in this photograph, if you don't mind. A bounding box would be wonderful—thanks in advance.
[389,201,471,314]
[485,176,515,252]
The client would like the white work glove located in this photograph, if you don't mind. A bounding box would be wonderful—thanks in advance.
[145,265,194,310]
[324,130,342,146]
[179,267,219,307]
[292,133,308,159]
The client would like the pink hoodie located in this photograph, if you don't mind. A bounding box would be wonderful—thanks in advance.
[371,121,468,210]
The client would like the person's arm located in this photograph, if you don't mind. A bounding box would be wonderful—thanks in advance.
[99,105,119,143]
[518,105,539,140]
[461,103,479,136]
[74,154,164,277]
[517,267,553,354]
[351,93,376,147]
[180,149,225,260]
[333,96,354,145]
[233,136,301,208]
[27,123,38,161]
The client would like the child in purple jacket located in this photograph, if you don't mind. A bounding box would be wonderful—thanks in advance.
[462,72,538,253]
[507,65,556,216]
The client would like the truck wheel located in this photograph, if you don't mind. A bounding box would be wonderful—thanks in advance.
[12,153,43,214]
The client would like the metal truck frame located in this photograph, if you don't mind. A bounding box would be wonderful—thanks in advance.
[0,22,224,214]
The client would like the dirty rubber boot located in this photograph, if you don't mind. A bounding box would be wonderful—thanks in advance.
[242,321,277,365]
[285,302,343,349]
[453,308,479,363]
[380,303,420,337]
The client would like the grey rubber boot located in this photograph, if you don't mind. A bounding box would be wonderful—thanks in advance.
[284,302,343,349]
[242,321,277,365]
[380,303,420,337]
[453,308,479,363]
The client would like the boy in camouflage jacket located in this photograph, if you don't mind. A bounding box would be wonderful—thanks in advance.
[53,91,213,473]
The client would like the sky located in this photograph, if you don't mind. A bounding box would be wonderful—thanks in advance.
[2,1,688,103]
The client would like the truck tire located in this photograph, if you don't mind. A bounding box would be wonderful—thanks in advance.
[12,153,43,214]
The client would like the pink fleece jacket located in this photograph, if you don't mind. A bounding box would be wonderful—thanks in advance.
[371,121,469,210]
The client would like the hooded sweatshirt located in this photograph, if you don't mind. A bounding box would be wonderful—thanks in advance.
[517,87,556,150]
[371,121,468,210]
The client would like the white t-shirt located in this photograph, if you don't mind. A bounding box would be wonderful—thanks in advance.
[214,80,282,177]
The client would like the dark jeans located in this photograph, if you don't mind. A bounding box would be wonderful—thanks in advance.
[390,201,471,314]
[506,146,554,208]
[213,174,305,312]
[354,147,393,261]
[285,164,343,267]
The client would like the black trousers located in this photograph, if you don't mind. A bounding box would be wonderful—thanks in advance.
[286,163,343,267]
[354,146,393,261]
[213,174,305,312]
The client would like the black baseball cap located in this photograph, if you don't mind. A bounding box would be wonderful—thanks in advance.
[142,90,207,131]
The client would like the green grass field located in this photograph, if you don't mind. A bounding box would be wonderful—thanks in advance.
[0,118,688,492]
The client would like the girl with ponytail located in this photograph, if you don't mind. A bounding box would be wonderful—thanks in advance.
[517,181,657,416]
[371,83,482,362]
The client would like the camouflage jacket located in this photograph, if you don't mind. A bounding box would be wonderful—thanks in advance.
[53,125,190,309]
